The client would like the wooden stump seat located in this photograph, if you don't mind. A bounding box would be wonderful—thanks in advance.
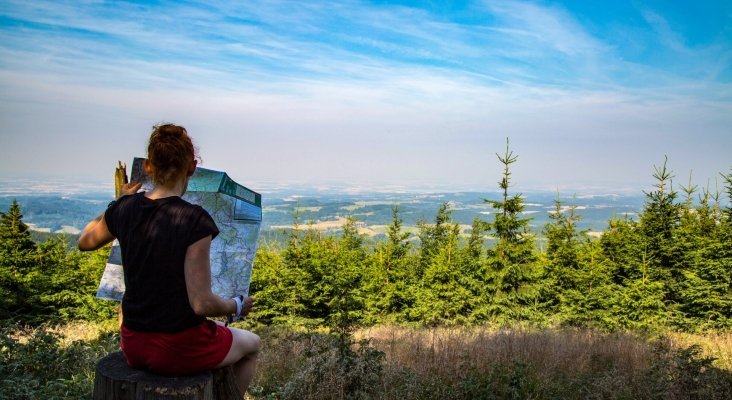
[93,352,241,400]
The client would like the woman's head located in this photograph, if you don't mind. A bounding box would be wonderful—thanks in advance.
[146,123,198,187]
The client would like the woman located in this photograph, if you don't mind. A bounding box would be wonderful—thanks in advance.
[78,123,259,393]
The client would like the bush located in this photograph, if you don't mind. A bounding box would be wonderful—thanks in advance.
[0,323,118,400]
[253,330,384,400]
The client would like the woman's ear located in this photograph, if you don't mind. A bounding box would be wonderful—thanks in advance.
[143,159,153,176]
[187,160,197,177]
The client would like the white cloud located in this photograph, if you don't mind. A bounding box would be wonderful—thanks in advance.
[0,0,730,191]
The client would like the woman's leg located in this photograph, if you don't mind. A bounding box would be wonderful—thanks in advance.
[215,326,260,393]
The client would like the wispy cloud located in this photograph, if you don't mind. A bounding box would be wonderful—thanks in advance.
[0,0,730,190]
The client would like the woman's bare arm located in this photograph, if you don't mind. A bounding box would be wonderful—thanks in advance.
[78,215,115,251]
[184,235,238,317]
[77,181,141,251]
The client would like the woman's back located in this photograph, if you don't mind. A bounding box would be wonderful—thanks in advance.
[106,192,218,332]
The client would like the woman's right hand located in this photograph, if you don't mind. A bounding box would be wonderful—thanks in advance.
[119,181,142,198]
[242,297,254,317]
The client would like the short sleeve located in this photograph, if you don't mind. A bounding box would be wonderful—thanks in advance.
[104,200,120,238]
[186,207,219,247]
[104,194,137,239]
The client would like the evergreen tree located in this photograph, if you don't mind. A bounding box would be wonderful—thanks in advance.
[413,220,474,325]
[723,167,732,222]
[483,139,539,321]
[639,157,681,291]
[600,217,644,284]
[0,201,116,323]
[278,222,334,327]
[364,206,412,322]
[0,200,36,253]
[571,239,619,329]
[540,196,619,328]
[249,243,309,325]
[328,217,368,338]
[541,196,583,316]
[544,196,583,289]
[466,217,487,263]
[386,206,411,263]
[0,201,36,320]
[674,169,732,329]
[26,238,117,321]
[463,217,490,322]
[417,202,453,275]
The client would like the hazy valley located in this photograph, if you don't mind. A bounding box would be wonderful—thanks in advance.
[0,180,646,241]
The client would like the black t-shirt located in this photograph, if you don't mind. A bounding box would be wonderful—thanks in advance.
[105,192,219,332]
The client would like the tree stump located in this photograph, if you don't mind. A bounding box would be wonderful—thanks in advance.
[93,352,242,400]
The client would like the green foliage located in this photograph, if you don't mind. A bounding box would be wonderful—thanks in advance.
[4,154,731,335]
[242,150,732,332]
[363,206,414,323]
[0,199,36,252]
[0,323,119,400]
[0,202,116,324]
[637,157,683,314]
[721,166,732,222]
[479,139,541,323]
[328,217,368,339]
[417,202,454,276]
[413,221,472,325]
[540,197,620,328]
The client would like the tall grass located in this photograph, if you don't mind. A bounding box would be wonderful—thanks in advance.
[669,331,732,371]
[254,325,732,400]
[2,322,731,399]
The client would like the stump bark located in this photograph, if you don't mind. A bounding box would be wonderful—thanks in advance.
[93,352,242,400]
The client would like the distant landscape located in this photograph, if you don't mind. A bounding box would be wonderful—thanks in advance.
[0,179,647,242]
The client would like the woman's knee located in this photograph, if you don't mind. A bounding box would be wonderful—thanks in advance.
[231,328,260,356]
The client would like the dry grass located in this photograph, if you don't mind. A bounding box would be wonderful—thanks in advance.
[668,331,732,372]
[248,325,732,399]
[7,322,730,399]
[358,325,732,374]
[361,326,642,372]
[46,320,119,346]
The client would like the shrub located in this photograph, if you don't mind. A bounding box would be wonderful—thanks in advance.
[0,323,118,400]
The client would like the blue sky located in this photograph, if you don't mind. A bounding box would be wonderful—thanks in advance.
[0,0,730,192]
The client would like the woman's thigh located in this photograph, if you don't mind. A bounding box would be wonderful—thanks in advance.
[215,327,260,367]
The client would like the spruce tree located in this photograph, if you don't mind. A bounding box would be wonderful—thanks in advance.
[413,221,471,325]
[544,196,582,285]
[0,200,36,253]
[723,167,732,223]
[462,217,489,322]
[417,202,453,279]
[676,168,732,329]
[639,157,681,287]
[329,217,367,339]
[483,139,539,321]
[542,196,583,314]
[0,201,37,320]
[365,206,412,322]
[600,216,644,284]
[278,220,332,327]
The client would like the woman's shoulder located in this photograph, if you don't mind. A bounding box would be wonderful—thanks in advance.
[171,197,211,217]
[111,191,143,210]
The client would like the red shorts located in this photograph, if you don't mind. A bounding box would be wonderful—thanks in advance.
[120,320,233,376]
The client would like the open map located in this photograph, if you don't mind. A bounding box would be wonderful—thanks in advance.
[96,158,262,301]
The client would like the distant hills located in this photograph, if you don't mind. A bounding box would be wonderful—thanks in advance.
[0,180,647,240]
